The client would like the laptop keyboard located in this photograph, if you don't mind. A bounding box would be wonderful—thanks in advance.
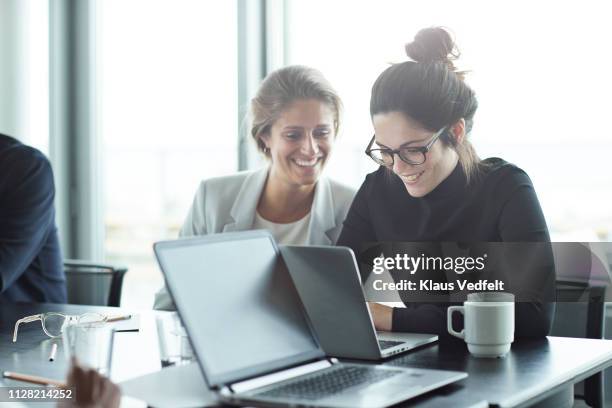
[378,339,404,350]
[253,365,402,401]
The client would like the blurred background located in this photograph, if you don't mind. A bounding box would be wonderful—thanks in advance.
[1,0,610,309]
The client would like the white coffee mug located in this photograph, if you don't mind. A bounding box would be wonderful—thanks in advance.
[447,292,515,358]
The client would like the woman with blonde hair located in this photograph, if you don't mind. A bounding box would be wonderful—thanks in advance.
[155,65,355,309]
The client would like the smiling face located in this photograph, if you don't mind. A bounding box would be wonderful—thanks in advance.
[372,111,459,197]
[261,98,335,188]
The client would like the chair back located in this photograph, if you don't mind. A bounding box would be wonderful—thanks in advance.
[551,242,609,408]
[64,260,127,307]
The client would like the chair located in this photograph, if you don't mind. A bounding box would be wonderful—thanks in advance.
[63,260,128,307]
[550,242,612,407]
[552,281,607,407]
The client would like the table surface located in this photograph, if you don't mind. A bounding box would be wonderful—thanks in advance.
[384,336,612,408]
[2,301,612,408]
[0,302,161,385]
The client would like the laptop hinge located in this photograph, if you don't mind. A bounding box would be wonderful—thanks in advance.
[229,359,333,394]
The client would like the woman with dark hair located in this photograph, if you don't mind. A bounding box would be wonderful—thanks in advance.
[337,27,555,337]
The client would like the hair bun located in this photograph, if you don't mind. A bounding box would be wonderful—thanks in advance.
[405,27,460,69]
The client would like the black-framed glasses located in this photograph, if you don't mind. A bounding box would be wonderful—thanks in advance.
[365,126,447,167]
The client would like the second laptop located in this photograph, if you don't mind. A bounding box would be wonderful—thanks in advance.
[280,245,437,360]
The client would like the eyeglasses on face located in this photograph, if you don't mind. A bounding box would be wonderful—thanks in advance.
[365,126,448,167]
[12,312,107,342]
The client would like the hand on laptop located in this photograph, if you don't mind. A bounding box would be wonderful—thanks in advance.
[367,302,393,331]
[58,358,121,408]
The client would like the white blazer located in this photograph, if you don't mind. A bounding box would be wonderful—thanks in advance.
[154,167,356,309]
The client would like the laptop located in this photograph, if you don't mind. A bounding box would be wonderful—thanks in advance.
[280,245,438,360]
[154,230,466,408]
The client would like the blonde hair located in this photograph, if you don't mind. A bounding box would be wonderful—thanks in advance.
[250,65,342,154]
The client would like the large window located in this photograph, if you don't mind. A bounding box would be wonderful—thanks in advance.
[286,0,612,241]
[0,0,48,152]
[23,0,49,152]
[99,0,238,308]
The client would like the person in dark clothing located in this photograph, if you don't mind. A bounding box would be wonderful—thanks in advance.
[0,133,66,303]
[337,27,555,338]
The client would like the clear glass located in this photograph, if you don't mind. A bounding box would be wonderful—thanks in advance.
[155,312,193,367]
[63,322,115,376]
[13,312,106,342]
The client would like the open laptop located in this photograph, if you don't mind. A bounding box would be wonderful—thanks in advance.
[280,245,438,360]
[154,230,466,408]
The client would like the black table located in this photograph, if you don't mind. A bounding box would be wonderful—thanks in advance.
[2,302,612,408]
[384,336,612,407]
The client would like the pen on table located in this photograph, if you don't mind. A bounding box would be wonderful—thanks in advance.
[2,371,66,387]
[106,314,132,323]
[48,343,58,361]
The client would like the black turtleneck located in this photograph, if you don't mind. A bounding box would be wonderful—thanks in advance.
[337,158,555,338]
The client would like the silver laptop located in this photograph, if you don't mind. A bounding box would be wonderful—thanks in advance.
[280,245,438,360]
[154,230,466,408]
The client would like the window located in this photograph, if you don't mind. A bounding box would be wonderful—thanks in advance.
[0,0,49,152]
[99,0,238,308]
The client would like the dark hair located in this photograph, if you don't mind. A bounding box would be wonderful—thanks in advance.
[251,65,342,156]
[370,27,481,181]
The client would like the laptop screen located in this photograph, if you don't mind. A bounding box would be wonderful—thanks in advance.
[155,231,324,387]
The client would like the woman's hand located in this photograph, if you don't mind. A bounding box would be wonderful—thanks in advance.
[58,358,121,408]
[367,302,393,331]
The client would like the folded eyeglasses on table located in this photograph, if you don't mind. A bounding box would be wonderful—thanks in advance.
[12,312,110,342]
